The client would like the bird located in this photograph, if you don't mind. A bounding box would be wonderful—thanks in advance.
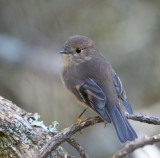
[59,35,137,143]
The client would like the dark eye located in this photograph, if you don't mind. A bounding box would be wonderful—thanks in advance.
[76,48,81,53]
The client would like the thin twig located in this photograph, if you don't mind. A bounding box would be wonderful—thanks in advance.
[39,113,160,158]
[113,134,160,158]
[125,112,160,125]
[67,138,89,158]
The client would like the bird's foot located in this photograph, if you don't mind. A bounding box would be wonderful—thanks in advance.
[77,118,83,134]
[77,117,82,125]
[104,121,107,128]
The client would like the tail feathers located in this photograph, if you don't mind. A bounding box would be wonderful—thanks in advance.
[108,105,137,143]
[124,117,137,141]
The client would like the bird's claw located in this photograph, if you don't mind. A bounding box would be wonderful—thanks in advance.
[77,117,82,125]
[104,121,107,128]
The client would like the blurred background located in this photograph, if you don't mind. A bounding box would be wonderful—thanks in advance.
[0,0,160,157]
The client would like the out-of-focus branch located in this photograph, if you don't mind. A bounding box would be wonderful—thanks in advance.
[39,112,160,158]
[113,134,160,158]
[67,138,89,158]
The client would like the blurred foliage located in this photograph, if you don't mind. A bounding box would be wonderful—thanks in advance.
[0,0,160,158]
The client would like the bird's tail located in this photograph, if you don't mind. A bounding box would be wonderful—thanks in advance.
[107,104,137,143]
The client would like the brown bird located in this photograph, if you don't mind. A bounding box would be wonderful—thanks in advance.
[60,35,137,143]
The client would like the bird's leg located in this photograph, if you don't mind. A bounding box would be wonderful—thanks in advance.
[76,108,87,124]
[104,121,107,128]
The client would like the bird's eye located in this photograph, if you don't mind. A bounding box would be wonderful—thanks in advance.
[76,48,81,53]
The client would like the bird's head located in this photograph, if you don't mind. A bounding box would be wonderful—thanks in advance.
[60,35,98,66]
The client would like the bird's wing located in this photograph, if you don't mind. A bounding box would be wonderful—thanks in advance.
[112,72,133,114]
[75,78,111,123]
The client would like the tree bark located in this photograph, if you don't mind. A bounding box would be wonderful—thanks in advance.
[0,96,72,158]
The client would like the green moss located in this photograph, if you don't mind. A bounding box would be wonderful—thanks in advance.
[0,132,15,155]
[13,121,35,144]
[0,113,59,156]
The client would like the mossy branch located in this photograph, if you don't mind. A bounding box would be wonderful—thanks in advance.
[0,96,71,158]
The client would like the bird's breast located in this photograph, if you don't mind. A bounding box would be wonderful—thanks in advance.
[61,57,119,105]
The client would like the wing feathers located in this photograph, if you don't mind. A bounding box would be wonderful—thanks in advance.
[75,78,111,123]
[112,72,133,114]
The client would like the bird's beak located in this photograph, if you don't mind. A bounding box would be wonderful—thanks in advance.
[59,50,66,54]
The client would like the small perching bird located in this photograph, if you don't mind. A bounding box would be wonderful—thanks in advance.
[60,35,137,143]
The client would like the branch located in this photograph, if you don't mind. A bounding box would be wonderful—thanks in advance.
[39,116,102,157]
[67,138,89,158]
[125,112,160,125]
[1,95,160,158]
[0,96,72,158]
[113,134,160,158]
[39,112,160,158]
